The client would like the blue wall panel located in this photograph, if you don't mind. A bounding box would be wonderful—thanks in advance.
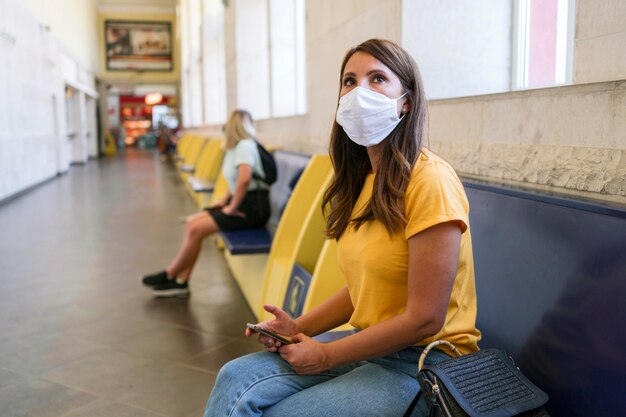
[465,181,626,417]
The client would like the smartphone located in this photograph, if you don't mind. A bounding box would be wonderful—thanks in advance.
[246,323,293,345]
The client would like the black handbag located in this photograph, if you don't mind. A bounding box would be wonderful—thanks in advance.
[403,341,550,417]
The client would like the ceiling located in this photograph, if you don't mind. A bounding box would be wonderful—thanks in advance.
[97,0,177,14]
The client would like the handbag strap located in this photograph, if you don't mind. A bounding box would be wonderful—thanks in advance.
[403,341,461,417]
[402,390,422,417]
[418,340,461,371]
[402,382,447,417]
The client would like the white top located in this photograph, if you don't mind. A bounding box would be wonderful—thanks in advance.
[221,138,268,194]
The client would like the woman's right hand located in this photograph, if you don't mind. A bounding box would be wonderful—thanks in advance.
[246,304,301,352]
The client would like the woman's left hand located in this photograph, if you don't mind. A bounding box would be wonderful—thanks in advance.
[278,333,333,375]
[221,204,245,218]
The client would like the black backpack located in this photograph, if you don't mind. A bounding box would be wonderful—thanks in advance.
[254,140,277,185]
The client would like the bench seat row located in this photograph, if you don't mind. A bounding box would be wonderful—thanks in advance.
[173,133,225,207]
[218,152,350,334]
[174,135,352,333]
[173,134,626,417]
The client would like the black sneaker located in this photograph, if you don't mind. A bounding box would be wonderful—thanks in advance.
[152,279,190,297]
[142,270,171,287]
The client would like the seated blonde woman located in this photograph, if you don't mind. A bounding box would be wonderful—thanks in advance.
[142,109,271,297]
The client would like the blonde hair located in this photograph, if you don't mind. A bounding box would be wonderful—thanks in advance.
[224,109,256,149]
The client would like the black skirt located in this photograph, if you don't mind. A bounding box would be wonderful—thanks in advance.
[206,189,270,231]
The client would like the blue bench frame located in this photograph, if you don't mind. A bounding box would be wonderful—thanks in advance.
[464,179,626,417]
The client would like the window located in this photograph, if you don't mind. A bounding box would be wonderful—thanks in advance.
[401,0,512,99]
[179,0,195,127]
[202,0,227,124]
[513,0,575,89]
[178,1,188,127]
[235,0,270,119]
[236,0,306,119]
[269,0,306,117]
[187,0,203,126]
[180,0,228,126]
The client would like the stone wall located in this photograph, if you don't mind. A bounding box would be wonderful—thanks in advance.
[429,80,626,198]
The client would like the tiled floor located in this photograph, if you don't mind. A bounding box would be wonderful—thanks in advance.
[0,150,263,417]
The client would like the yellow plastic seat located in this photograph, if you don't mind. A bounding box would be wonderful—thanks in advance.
[184,138,225,205]
[253,154,333,320]
[200,170,229,209]
[302,239,353,332]
[218,154,332,317]
[204,153,332,319]
[174,133,194,161]
[211,154,352,333]
[177,135,208,177]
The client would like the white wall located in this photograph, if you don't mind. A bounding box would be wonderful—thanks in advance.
[574,0,626,83]
[0,0,98,202]
[86,97,99,158]
[16,0,100,71]
[402,0,512,99]
[232,0,402,153]
[187,0,625,201]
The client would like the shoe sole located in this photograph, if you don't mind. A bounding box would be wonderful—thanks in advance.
[143,281,169,287]
[152,288,190,298]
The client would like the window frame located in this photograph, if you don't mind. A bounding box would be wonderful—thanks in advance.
[512,0,576,90]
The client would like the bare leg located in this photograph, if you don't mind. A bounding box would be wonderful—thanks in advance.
[176,248,200,281]
[175,217,212,279]
[165,211,219,281]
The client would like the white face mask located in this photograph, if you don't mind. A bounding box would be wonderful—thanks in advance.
[336,87,407,147]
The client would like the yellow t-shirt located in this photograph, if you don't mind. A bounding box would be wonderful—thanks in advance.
[337,149,481,356]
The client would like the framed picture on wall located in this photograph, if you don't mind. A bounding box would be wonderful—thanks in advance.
[105,20,173,71]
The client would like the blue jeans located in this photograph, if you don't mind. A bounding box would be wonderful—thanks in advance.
[203,346,450,417]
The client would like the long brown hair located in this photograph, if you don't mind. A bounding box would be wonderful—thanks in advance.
[322,39,428,239]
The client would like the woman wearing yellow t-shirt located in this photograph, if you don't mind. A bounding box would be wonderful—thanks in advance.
[203,39,481,417]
